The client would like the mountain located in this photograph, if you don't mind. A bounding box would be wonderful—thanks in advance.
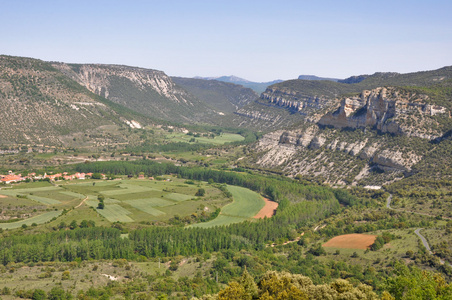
[0,55,151,147]
[171,77,259,114]
[236,66,452,185]
[298,74,340,81]
[52,63,220,124]
[195,75,284,94]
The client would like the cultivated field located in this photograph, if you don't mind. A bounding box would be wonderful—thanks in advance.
[323,234,377,249]
[190,185,265,228]
[0,177,271,229]
[0,210,62,229]
[253,198,278,219]
[165,132,245,145]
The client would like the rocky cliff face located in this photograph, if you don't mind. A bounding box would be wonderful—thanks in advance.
[246,85,451,185]
[250,124,424,185]
[261,87,335,122]
[54,64,189,103]
[53,63,217,123]
[319,87,448,139]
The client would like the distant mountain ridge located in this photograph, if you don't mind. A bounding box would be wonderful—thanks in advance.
[171,77,258,114]
[194,75,283,94]
[297,75,340,82]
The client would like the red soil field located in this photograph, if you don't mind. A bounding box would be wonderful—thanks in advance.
[322,234,377,249]
[253,198,278,219]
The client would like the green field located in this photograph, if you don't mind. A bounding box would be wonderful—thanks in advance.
[0,210,62,229]
[125,197,174,207]
[190,185,265,228]
[96,204,134,223]
[127,200,166,216]
[26,194,61,205]
[166,192,194,201]
[165,132,245,145]
[0,178,263,229]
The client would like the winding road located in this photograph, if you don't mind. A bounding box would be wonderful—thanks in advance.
[415,228,452,267]
[386,194,452,267]
[387,195,452,267]
[414,228,432,254]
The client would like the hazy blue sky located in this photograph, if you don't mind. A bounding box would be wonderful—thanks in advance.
[1,0,451,81]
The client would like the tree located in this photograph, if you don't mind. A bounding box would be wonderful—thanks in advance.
[196,188,206,197]
[218,282,246,300]
[32,289,47,300]
[91,172,102,179]
[240,267,258,299]
[80,220,89,228]
[69,220,78,230]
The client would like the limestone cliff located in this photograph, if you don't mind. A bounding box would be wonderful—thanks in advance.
[319,87,448,139]
[246,85,451,185]
[250,124,424,185]
[261,86,336,122]
[52,63,217,123]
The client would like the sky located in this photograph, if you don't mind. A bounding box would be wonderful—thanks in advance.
[1,0,451,82]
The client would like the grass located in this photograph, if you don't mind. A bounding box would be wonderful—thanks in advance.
[0,210,62,229]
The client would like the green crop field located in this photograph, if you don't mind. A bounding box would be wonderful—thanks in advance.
[125,198,174,207]
[0,186,60,196]
[190,215,248,228]
[221,185,265,218]
[126,200,166,216]
[26,194,61,205]
[166,192,194,201]
[101,184,156,196]
[165,132,244,145]
[0,178,263,229]
[59,190,85,198]
[0,210,62,229]
[95,204,134,223]
[190,185,264,228]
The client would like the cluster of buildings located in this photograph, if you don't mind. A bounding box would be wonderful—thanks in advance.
[0,171,98,184]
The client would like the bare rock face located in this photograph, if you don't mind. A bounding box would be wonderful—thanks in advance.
[261,87,336,122]
[372,150,421,172]
[360,144,379,160]
[319,87,448,139]
[251,123,426,185]
[52,63,216,123]
[54,63,189,103]
[309,135,326,149]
